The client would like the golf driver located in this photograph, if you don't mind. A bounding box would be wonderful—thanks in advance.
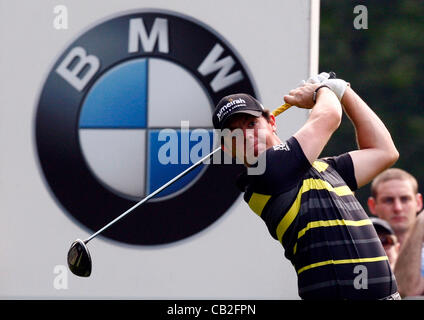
[67,72,337,277]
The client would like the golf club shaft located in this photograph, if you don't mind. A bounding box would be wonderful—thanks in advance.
[271,103,291,117]
[83,101,294,244]
[84,146,222,243]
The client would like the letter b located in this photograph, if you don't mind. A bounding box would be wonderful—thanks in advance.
[56,47,100,91]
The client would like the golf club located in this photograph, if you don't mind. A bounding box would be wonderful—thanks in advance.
[67,107,283,277]
[67,72,336,277]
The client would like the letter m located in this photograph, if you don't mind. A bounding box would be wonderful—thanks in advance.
[198,43,244,92]
[128,18,169,53]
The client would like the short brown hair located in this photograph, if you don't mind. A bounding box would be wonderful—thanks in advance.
[371,168,418,198]
[262,109,271,122]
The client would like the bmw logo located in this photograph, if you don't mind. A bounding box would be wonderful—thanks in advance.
[35,10,258,245]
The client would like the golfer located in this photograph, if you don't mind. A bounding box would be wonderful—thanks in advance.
[212,73,400,300]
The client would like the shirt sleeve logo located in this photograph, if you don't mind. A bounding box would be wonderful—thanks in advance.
[273,142,290,151]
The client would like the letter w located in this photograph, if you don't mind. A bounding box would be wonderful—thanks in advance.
[198,43,244,92]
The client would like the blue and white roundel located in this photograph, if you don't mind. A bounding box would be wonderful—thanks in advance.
[35,10,258,245]
[78,58,214,201]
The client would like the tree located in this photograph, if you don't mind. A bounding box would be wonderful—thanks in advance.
[320,0,424,208]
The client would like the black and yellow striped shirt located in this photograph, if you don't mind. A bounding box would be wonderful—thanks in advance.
[237,137,397,299]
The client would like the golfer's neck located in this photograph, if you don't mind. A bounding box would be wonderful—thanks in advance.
[243,134,283,167]
[271,133,283,147]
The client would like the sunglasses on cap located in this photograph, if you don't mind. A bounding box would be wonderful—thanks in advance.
[379,234,397,247]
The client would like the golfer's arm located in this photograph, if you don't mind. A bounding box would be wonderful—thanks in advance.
[394,217,424,297]
[293,88,342,164]
[341,87,399,188]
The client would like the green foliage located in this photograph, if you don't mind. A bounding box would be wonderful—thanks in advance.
[320,0,424,209]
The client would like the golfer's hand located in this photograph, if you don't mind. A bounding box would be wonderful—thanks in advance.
[283,83,320,109]
[305,72,349,101]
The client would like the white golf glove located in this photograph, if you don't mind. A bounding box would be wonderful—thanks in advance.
[306,72,331,84]
[301,72,349,101]
[323,78,349,101]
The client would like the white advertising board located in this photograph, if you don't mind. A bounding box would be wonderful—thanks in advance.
[0,0,319,299]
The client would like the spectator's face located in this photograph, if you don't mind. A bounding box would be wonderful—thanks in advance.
[369,179,423,234]
[378,232,400,270]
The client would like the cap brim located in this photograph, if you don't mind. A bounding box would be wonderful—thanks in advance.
[220,109,263,129]
[373,224,394,235]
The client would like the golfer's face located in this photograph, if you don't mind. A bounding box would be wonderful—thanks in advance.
[223,115,275,164]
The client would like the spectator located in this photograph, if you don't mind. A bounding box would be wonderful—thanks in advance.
[367,168,424,296]
[370,217,400,270]
[367,168,422,247]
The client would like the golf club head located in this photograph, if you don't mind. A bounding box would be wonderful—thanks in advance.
[67,239,92,277]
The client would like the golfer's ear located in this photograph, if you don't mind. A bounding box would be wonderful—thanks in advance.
[269,114,277,131]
